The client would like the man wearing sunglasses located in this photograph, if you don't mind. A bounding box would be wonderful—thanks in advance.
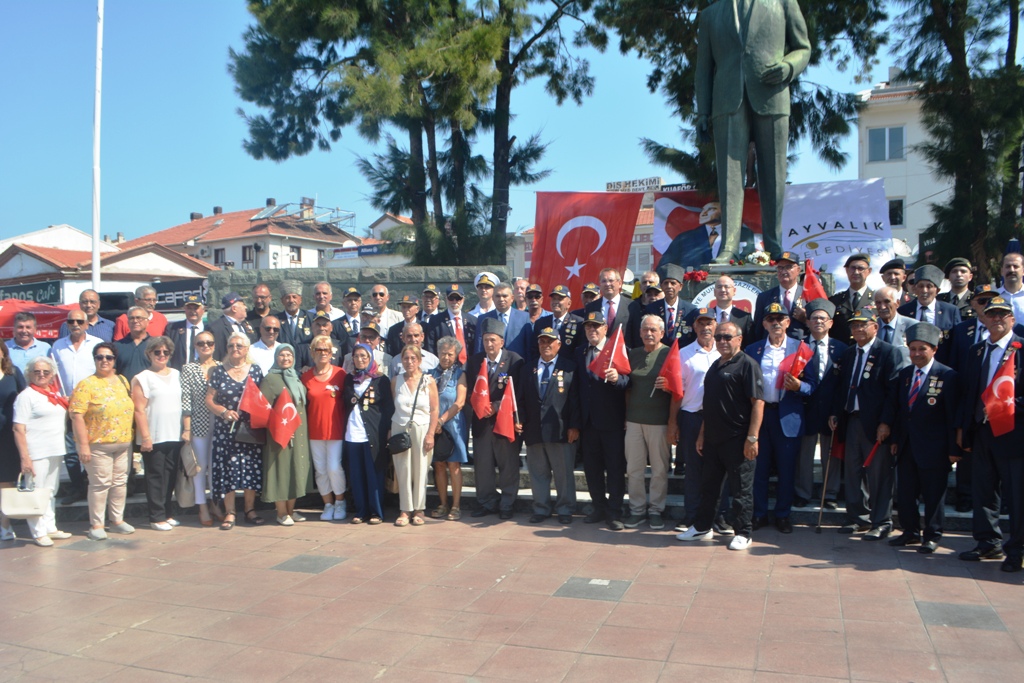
[58,289,114,342]
[427,285,476,360]
[368,284,403,338]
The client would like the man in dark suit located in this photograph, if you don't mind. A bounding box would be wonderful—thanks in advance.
[516,328,581,525]
[476,283,531,358]
[796,300,847,509]
[209,292,257,360]
[466,317,525,519]
[880,258,915,306]
[656,201,757,269]
[385,295,422,357]
[584,268,634,347]
[710,274,754,348]
[274,280,315,347]
[745,303,817,533]
[957,296,1024,571]
[575,311,629,530]
[333,286,362,339]
[828,308,902,538]
[570,282,600,318]
[753,251,808,341]
[898,264,962,341]
[635,263,697,347]
[427,284,476,361]
[828,253,875,345]
[937,257,974,319]
[530,285,584,361]
[943,285,1002,372]
[881,323,958,553]
[419,284,443,328]
[167,295,206,370]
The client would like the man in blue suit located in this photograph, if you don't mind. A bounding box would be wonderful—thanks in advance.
[753,251,808,341]
[656,202,757,269]
[897,264,961,341]
[881,323,958,553]
[476,283,531,358]
[745,303,816,533]
[829,309,903,538]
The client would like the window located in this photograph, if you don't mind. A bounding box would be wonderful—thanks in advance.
[241,245,254,264]
[627,243,652,274]
[868,126,905,162]
[213,248,226,266]
[888,199,905,228]
[289,245,302,262]
[317,249,326,265]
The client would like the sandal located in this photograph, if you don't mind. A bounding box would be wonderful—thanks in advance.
[351,517,364,524]
[368,516,382,525]
[244,509,265,526]
[411,515,425,526]
[394,515,410,527]
[447,507,461,521]
[430,504,449,519]
[220,513,236,531]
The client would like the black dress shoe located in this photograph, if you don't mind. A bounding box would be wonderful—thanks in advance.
[959,545,1005,561]
[499,510,514,520]
[838,523,870,534]
[607,518,625,531]
[888,532,922,546]
[823,499,838,510]
[918,539,939,554]
[775,517,793,534]
[471,507,496,518]
[863,525,892,540]
[558,514,572,525]
[584,511,604,524]
[752,516,767,531]
[529,514,547,523]
[955,500,972,513]
[1001,556,1023,572]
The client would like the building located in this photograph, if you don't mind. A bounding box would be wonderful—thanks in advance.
[857,69,952,251]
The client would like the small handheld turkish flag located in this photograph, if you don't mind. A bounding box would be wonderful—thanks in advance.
[470,358,491,419]
[657,338,684,402]
[494,376,518,442]
[588,326,631,378]
[238,376,272,428]
[802,258,828,302]
[982,350,1016,437]
[268,387,301,447]
[777,341,813,389]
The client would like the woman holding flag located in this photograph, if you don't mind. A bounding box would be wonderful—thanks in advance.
[390,345,439,527]
[343,343,394,524]
[205,332,264,530]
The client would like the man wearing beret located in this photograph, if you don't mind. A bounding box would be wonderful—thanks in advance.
[829,308,903,537]
[880,258,915,306]
[753,251,808,342]
[881,322,958,553]
[828,253,874,346]
[958,296,1024,571]
[897,264,961,336]
[937,257,974,319]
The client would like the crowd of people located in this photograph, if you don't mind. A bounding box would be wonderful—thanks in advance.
[0,254,1022,574]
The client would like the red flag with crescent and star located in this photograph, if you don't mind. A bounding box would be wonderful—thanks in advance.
[530,192,645,303]
[269,387,301,446]
[239,376,272,429]
[588,326,631,377]
[983,350,1016,437]
[802,258,829,302]
[470,358,491,419]
[494,376,518,442]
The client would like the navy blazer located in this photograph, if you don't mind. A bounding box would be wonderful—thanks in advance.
[942,318,1024,371]
[959,333,1024,455]
[464,349,525,439]
[882,361,957,468]
[753,286,809,342]
[529,313,585,362]
[745,337,817,438]
[828,287,875,345]
[476,308,531,358]
[584,294,634,346]
[638,298,698,347]
[427,311,477,356]
[897,299,962,333]
[209,315,258,361]
[516,356,581,445]
[274,310,315,347]
[573,342,628,431]
[166,320,203,370]
[655,224,756,269]
[830,338,903,442]
[803,336,848,434]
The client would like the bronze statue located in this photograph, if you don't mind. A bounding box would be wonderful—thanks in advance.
[695,0,811,263]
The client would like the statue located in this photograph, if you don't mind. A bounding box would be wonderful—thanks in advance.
[694,0,811,263]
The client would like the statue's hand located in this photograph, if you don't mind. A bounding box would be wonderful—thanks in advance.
[761,62,791,86]
[696,115,710,144]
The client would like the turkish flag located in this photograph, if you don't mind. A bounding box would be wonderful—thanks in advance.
[268,387,302,447]
[803,258,829,301]
[982,351,1016,437]
[470,358,491,419]
[588,326,631,377]
[862,440,882,468]
[494,376,518,442]
[657,338,684,402]
[530,192,645,303]
[777,341,814,389]
[238,376,272,428]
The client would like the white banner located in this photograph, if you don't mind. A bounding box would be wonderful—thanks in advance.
[782,179,893,292]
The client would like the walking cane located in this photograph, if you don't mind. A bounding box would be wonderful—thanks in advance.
[815,426,837,534]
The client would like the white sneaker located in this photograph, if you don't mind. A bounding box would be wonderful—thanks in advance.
[321,504,335,521]
[728,535,752,551]
[166,518,180,527]
[87,528,108,541]
[676,526,713,541]
[109,521,135,535]
[333,501,347,521]
[48,530,73,540]
[277,515,294,526]
[33,536,54,547]
[291,512,307,523]
[0,525,15,541]
[150,522,173,531]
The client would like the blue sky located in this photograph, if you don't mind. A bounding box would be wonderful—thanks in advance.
[0,1,889,243]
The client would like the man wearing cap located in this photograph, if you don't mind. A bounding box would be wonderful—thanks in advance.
[880,322,958,553]
[638,271,663,306]
[210,292,257,360]
[167,296,206,369]
[468,272,499,317]
[957,296,1024,571]
[873,286,915,365]
[368,284,403,337]
[638,263,697,348]
[386,295,422,357]
[306,281,345,322]
[476,283,531,358]
[342,323,392,377]
[112,285,168,341]
[585,268,634,346]
[571,282,600,318]
[898,265,961,335]
[796,299,847,509]
[745,303,816,533]
[575,310,629,530]
[335,287,363,338]
[274,280,314,347]
[753,251,808,342]
[360,302,381,330]
[828,253,875,345]
[524,283,550,325]
[428,285,477,361]
[880,258,914,306]
[515,327,580,525]
[466,317,525,519]
[710,275,754,346]
[937,257,973,319]
[828,308,902,537]
[249,314,284,376]
[531,285,583,361]
[419,284,443,327]
[247,284,274,326]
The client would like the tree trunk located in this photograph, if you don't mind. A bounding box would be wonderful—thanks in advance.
[421,94,445,231]
[406,119,431,263]
[489,2,515,265]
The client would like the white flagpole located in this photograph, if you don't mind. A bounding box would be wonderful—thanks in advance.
[91,0,104,291]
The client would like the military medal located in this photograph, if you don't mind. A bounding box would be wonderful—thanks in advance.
[927,397,936,406]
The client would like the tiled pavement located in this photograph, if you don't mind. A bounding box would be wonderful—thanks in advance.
[1,512,1023,682]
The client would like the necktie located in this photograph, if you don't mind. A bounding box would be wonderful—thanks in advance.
[189,326,196,362]
[708,227,718,250]
[816,340,826,380]
[783,289,792,312]
[290,316,298,337]
[976,343,998,421]
[666,305,675,332]
[607,299,617,329]
[849,290,857,309]
[488,360,497,377]
[540,361,552,398]
[908,369,924,409]
[919,306,927,322]
[501,312,508,326]
[880,325,892,344]
[351,317,359,334]
[453,316,467,364]
[720,309,728,324]
[845,348,865,413]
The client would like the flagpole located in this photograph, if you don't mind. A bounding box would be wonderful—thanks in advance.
[90,0,104,291]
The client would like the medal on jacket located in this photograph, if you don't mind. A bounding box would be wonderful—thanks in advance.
[303,325,311,336]
[557,370,564,393]
[498,373,507,389]
[863,361,873,379]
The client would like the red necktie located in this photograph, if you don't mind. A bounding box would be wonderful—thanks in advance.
[607,299,617,329]
[783,289,792,312]
[666,305,675,331]
[908,369,924,409]
[454,316,467,364]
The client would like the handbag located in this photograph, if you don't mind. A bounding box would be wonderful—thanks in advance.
[433,428,455,461]
[233,421,266,445]
[175,442,198,508]
[0,473,50,519]
[387,374,425,455]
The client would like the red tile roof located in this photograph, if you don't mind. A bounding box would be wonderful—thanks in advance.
[0,242,217,273]
[15,245,93,269]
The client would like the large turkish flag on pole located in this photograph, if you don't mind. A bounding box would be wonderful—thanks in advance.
[530,192,645,303]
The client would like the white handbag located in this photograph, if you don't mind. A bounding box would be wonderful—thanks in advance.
[0,474,51,519]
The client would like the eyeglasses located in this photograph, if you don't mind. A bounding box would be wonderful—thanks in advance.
[195,340,215,348]
[94,354,115,361]
[67,320,86,325]
[447,296,463,302]
[128,316,148,321]
[151,349,171,357]
[262,327,280,333]
[313,347,332,353]
[30,369,52,376]
[526,293,542,299]
[371,292,387,297]
[713,334,736,341]
[227,343,247,349]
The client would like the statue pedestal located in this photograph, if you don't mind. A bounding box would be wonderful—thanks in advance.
[680,265,833,310]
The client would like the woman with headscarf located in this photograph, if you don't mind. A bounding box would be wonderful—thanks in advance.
[342,343,394,524]
[260,343,313,525]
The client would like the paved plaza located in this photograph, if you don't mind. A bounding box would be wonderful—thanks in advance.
[1,512,1023,682]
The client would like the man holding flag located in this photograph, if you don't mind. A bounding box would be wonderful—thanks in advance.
[958,296,1024,571]
[466,317,524,520]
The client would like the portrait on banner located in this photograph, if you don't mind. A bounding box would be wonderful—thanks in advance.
[652,190,764,270]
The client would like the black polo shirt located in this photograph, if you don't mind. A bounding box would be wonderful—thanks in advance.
[114,335,152,383]
[703,351,763,445]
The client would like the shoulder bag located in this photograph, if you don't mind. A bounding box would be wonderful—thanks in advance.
[1,473,50,520]
[388,374,425,454]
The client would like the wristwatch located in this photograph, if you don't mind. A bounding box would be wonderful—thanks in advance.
[746,436,758,443]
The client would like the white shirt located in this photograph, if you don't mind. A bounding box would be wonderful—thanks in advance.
[759,340,787,403]
[250,340,280,377]
[810,335,831,381]
[851,337,876,412]
[308,305,345,321]
[13,388,68,459]
[717,305,734,324]
[468,302,496,318]
[984,332,1012,388]
[679,340,721,413]
[49,334,103,396]
[345,377,372,442]
[133,369,183,444]
[998,286,1024,321]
